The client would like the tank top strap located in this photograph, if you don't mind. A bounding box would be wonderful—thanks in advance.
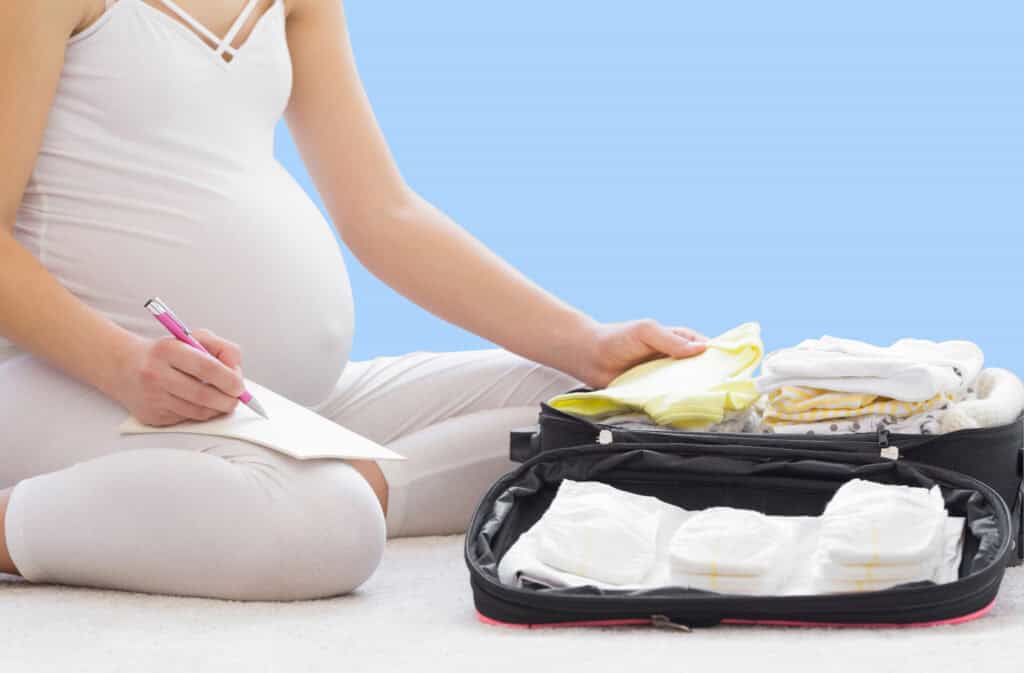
[155,0,225,50]
[215,0,260,58]
[155,0,260,58]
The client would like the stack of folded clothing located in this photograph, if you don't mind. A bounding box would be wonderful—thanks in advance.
[548,322,763,430]
[666,508,793,595]
[812,480,956,593]
[756,336,985,435]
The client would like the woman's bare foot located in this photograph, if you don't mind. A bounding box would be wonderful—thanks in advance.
[0,486,21,576]
[345,461,389,517]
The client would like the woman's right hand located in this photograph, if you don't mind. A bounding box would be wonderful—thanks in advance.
[110,329,247,427]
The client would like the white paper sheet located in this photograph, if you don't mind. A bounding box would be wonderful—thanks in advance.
[119,380,406,462]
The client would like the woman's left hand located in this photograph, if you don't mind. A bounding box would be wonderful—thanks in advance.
[573,319,708,390]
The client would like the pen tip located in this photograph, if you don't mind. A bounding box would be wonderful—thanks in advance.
[247,399,269,419]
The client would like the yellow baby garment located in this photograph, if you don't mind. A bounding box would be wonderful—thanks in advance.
[548,322,763,429]
[764,387,953,423]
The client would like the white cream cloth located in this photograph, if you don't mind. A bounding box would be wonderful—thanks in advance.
[498,480,964,596]
[941,368,1024,433]
[757,336,984,402]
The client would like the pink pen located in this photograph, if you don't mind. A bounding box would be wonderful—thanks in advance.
[144,297,269,419]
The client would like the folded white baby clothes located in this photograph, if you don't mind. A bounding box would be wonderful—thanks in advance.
[757,336,984,402]
[667,508,792,594]
[533,480,664,585]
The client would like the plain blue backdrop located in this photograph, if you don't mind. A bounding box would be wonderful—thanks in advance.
[274,1,1023,371]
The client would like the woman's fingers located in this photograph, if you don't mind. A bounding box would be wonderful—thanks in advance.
[161,365,239,415]
[163,392,222,422]
[158,338,245,398]
[192,328,243,369]
[671,326,708,343]
[636,320,706,359]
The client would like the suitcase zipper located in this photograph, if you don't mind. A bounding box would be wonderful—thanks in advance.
[878,427,900,460]
[650,614,692,632]
[596,424,895,459]
[473,569,1005,628]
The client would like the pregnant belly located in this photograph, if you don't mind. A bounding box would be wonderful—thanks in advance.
[28,163,354,406]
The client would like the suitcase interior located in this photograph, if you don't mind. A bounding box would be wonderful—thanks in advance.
[468,443,1013,628]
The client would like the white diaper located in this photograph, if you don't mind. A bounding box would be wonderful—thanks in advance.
[668,507,787,576]
[811,479,950,592]
[667,507,792,594]
[819,480,946,566]
[533,480,663,585]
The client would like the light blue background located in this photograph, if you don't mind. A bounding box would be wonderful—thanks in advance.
[274,1,1024,371]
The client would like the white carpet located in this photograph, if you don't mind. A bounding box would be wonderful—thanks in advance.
[2,536,1022,673]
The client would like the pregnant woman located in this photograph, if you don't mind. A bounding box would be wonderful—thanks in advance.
[0,0,707,600]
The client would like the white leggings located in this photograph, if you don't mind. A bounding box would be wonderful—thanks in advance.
[1,349,576,601]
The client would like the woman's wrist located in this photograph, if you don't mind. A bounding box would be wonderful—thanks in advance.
[544,308,601,385]
[92,327,146,403]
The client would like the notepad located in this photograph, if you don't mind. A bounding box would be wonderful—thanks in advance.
[119,380,406,462]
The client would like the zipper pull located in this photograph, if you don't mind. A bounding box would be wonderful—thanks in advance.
[877,426,899,460]
[650,614,692,632]
[597,429,614,445]
[881,445,900,460]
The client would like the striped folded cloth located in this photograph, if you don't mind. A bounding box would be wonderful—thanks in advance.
[764,386,955,424]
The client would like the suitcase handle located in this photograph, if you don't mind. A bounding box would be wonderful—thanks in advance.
[510,425,540,463]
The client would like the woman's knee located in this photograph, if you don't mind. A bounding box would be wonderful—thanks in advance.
[268,459,386,600]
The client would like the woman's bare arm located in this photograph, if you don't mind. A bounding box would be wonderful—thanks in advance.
[284,0,706,386]
[0,0,131,392]
[0,0,244,424]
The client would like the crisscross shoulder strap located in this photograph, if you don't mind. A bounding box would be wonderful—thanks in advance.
[155,0,260,58]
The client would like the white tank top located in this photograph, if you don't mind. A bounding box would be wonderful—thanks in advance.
[7,0,355,406]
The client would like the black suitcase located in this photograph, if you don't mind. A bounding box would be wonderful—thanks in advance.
[510,397,1024,567]
[466,438,1015,629]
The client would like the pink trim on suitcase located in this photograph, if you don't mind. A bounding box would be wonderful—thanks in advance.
[477,614,651,629]
[721,600,995,628]
[476,599,995,630]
